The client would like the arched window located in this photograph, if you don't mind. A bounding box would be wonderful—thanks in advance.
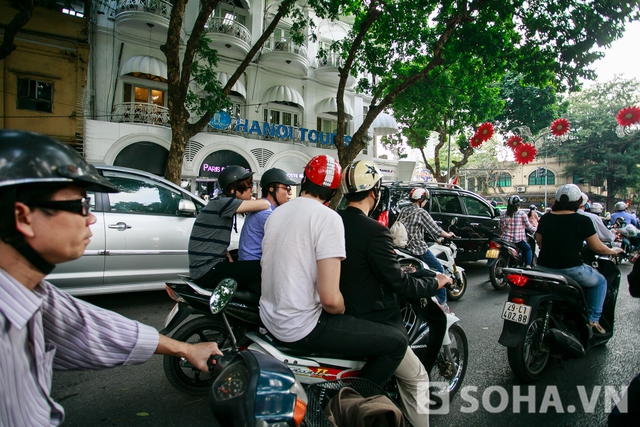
[497,172,511,187]
[528,169,555,185]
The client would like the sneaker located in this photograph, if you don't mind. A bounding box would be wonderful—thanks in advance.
[590,321,606,334]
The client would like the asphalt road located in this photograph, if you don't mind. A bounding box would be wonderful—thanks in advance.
[51,261,640,427]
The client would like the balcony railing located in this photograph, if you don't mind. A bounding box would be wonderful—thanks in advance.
[317,54,344,68]
[263,38,308,57]
[112,102,170,127]
[205,17,252,45]
[116,0,172,19]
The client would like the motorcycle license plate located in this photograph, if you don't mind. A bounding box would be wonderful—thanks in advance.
[486,249,500,258]
[502,301,532,325]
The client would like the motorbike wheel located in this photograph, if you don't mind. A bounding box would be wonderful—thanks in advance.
[426,323,468,401]
[446,270,467,301]
[506,314,550,382]
[489,255,510,290]
[163,316,236,395]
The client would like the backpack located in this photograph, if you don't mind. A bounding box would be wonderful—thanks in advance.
[389,209,418,248]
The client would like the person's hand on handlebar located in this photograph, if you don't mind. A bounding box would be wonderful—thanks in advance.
[435,273,453,289]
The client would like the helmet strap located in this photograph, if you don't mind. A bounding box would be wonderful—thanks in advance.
[268,186,281,207]
[2,234,55,275]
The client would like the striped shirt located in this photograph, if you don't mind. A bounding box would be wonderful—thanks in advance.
[0,269,158,426]
[188,196,243,279]
[401,204,443,256]
[500,210,536,243]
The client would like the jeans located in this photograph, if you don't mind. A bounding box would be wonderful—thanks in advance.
[536,264,607,323]
[194,259,261,294]
[419,250,447,304]
[283,311,408,387]
[515,240,533,267]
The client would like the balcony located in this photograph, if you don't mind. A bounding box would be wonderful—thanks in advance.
[205,17,252,60]
[315,54,356,88]
[260,38,309,75]
[115,0,172,42]
[111,102,170,127]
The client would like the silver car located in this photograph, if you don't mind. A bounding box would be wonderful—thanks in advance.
[48,165,242,296]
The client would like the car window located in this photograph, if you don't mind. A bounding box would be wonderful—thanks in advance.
[432,193,463,214]
[103,173,185,215]
[462,195,493,217]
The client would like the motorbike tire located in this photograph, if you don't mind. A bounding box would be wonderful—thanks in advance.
[425,323,468,401]
[163,316,236,395]
[446,270,467,301]
[506,313,550,383]
[490,255,510,290]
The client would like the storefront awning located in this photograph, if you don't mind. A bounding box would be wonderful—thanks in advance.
[263,85,305,109]
[217,72,247,99]
[120,56,168,82]
[315,97,353,119]
[370,112,399,135]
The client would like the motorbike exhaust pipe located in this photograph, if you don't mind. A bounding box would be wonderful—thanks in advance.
[547,328,585,358]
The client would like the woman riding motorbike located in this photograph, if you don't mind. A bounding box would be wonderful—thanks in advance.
[535,184,623,334]
[500,195,536,268]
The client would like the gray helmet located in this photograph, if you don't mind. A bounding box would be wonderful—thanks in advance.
[0,130,119,274]
[529,204,536,210]
[218,165,254,195]
[508,195,521,206]
[615,201,627,212]
[260,168,297,188]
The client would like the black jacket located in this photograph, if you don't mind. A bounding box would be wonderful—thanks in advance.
[339,206,440,333]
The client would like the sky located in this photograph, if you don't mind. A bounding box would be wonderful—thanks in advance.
[587,19,640,84]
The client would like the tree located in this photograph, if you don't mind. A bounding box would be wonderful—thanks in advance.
[324,0,638,186]
[561,76,640,211]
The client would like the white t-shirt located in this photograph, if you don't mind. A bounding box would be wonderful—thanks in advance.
[259,196,346,342]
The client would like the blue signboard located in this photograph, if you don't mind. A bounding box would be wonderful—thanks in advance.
[209,111,232,130]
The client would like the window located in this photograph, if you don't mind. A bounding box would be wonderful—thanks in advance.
[317,118,349,135]
[431,194,463,214]
[528,169,555,185]
[124,83,165,106]
[18,78,53,112]
[105,176,184,215]
[462,195,492,217]
[213,0,247,26]
[264,108,299,127]
[467,177,476,192]
[497,173,511,187]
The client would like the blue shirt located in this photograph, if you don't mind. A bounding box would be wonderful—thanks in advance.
[610,211,638,227]
[238,199,275,261]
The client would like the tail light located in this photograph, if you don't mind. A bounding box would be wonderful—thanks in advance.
[488,240,502,249]
[377,210,389,227]
[512,297,526,304]
[507,274,528,287]
[165,285,186,303]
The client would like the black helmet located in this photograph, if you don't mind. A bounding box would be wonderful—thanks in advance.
[0,130,118,193]
[218,165,254,195]
[0,130,119,274]
[260,168,297,188]
[508,195,521,206]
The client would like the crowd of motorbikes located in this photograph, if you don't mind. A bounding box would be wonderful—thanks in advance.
[158,208,632,426]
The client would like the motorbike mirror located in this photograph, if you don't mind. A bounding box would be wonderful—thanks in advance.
[209,278,238,314]
[450,217,458,226]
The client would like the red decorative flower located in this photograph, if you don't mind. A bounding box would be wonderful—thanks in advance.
[616,106,640,127]
[514,143,537,165]
[476,122,494,142]
[469,133,483,148]
[507,135,523,150]
[550,118,570,137]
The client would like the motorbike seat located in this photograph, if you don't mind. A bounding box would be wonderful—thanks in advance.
[260,331,367,361]
[233,289,261,305]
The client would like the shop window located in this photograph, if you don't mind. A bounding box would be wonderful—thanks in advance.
[18,78,53,112]
[124,83,165,106]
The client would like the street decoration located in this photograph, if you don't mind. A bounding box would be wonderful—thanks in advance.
[476,122,494,142]
[550,118,570,137]
[616,106,640,127]
[469,133,483,148]
[506,135,523,150]
[514,142,537,165]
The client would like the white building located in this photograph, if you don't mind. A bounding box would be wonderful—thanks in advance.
[85,0,403,195]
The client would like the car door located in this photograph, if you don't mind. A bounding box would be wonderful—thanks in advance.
[101,170,198,290]
[459,193,501,257]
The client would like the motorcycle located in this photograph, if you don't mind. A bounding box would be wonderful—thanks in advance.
[428,237,467,301]
[486,232,538,290]
[498,252,621,382]
[160,256,468,414]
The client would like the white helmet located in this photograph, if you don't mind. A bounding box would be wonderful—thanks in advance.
[579,192,589,207]
[590,202,603,214]
[555,184,582,202]
[508,195,521,206]
[615,201,627,212]
[409,187,429,201]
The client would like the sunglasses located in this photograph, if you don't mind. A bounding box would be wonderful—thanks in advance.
[30,197,92,217]
[277,185,292,192]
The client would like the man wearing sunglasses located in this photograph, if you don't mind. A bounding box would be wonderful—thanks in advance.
[238,168,298,262]
[0,130,222,426]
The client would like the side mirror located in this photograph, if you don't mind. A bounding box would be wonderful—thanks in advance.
[209,278,238,314]
[450,217,458,226]
[178,199,197,215]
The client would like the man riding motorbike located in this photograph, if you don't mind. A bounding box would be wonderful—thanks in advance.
[259,155,407,387]
[338,160,451,426]
[238,168,297,261]
[500,195,536,268]
[535,184,623,334]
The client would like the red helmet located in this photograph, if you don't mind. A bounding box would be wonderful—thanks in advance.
[304,155,342,189]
